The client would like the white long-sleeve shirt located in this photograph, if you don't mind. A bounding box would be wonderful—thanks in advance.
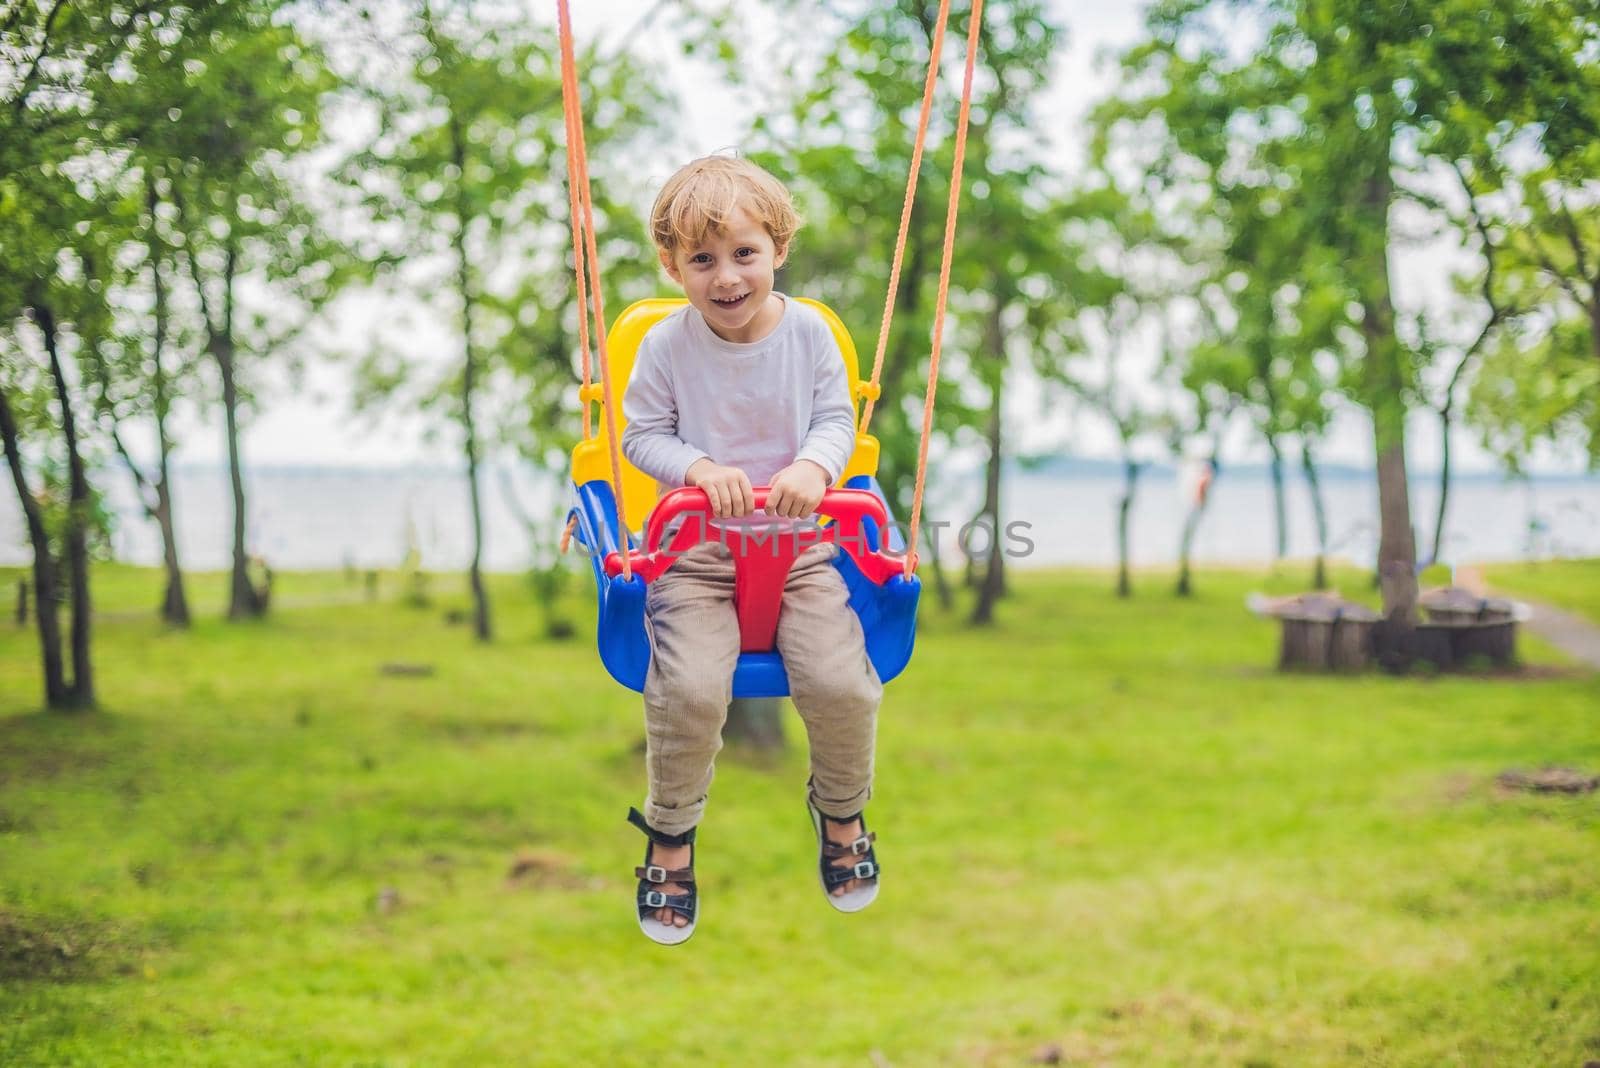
[620,296,858,499]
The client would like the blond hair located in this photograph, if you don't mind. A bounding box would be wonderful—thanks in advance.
[650,155,801,256]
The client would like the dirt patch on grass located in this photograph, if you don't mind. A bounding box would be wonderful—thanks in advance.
[0,908,135,983]
[504,848,599,892]
[1496,766,1599,795]
[410,715,546,745]
[959,1028,1123,1066]
[960,991,1334,1066]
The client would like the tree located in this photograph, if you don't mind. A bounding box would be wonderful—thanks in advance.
[1417,161,1512,567]
[0,223,106,710]
[1170,357,1233,599]
[1466,158,1600,473]
[79,171,198,627]
[755,0,1067,624]
[1107,0,1594,656]
[0,360,75,708]
[343,5,663,643]
[956,2,1065,625]
[1037,187,1177,599]
[0,0,188,707]
[141,13,348,621]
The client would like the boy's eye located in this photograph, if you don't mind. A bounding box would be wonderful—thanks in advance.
[736,248,756,258]
[690,253,712,265]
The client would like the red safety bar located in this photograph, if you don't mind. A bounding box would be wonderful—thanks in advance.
[603,487,908,653]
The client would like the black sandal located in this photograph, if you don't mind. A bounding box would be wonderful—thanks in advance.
[806,796,880,913]
[627,808,697,945]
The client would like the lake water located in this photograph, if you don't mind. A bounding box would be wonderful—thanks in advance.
[2,462,1598,573]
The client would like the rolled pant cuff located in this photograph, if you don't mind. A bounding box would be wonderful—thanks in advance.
[643,799,703,838]
[808,786,871,820]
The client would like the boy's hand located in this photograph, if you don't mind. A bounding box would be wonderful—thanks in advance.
[764,460,830,519]
[685,459,755,518]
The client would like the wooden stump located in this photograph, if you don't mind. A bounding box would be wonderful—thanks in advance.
[1417,586,1519,668]
[1260,587,1523,673]
[1269,595,1379,672]
[1455,619,1517,664]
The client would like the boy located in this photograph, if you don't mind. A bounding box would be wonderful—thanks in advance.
[619,155,884,944]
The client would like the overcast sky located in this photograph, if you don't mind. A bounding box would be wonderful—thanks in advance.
[149,0,1590,476]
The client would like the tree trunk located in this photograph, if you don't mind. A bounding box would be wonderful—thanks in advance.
[1116,454,1138,598]
[1361,158,1418,629]
[1265,431,1287,563]
[206,241,263,621]
[1588,289,1600,363]
[147,210,190,627]
[722,697,785,751]
[925,514,953,611]
[0,382,68,708]
[451,118,492,643]
[216,331,262,620]
[154,468,187,625]
[1428,405,1454,570]
[38,303,94,708]
[970,322,1005,625]
[1301,440,1329,590]
[1176,456,1217,598]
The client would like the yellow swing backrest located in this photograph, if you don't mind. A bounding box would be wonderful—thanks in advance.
[569,297,884,528]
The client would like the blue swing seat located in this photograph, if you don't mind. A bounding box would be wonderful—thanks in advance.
[568,474,919,697]
[566,298,921,698]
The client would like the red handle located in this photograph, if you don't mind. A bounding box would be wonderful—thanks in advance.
[640,487,886,554]
[604,486,906,587]
[602,486,907,652]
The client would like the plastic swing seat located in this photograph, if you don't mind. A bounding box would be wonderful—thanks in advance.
[567,298,921,698]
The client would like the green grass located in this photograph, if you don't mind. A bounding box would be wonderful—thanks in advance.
[1486,557,1600,624]
[1,561,1597,1066]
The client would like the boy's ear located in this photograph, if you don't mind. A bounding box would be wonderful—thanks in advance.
[773,241,789,270]
[657,247,682,283]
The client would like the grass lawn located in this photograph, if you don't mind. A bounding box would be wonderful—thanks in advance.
[1485,557,1600,625]
[1,561,1597,1066]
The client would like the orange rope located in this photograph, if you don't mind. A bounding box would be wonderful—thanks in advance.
[558,0,631,578]
[559,513,578,554]
[905,0,983,580]
[560,41,594,441]
[859,0,951,436]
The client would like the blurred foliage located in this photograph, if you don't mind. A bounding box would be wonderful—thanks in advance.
[337,4,667,473]
[752,0,1075,524]
[2,1,357,630]
[0,0,1596,653]
[1092,0,1599,610]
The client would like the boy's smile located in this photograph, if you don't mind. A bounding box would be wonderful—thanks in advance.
[661,205,788,344]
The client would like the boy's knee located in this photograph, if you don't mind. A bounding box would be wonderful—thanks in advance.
[795,669,881,715]
[651,677,733,728]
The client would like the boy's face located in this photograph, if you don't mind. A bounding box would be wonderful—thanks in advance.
[660,204,789,344]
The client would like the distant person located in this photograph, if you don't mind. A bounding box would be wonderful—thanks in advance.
[618,156,883,944]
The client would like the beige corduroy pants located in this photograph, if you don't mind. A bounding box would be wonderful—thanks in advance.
[639,541,883,835]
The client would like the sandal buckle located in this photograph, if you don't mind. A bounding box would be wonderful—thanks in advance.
[644,890,667,908]
[852,860,877,880]
[849,836,872,856]
[644,865,668,884]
